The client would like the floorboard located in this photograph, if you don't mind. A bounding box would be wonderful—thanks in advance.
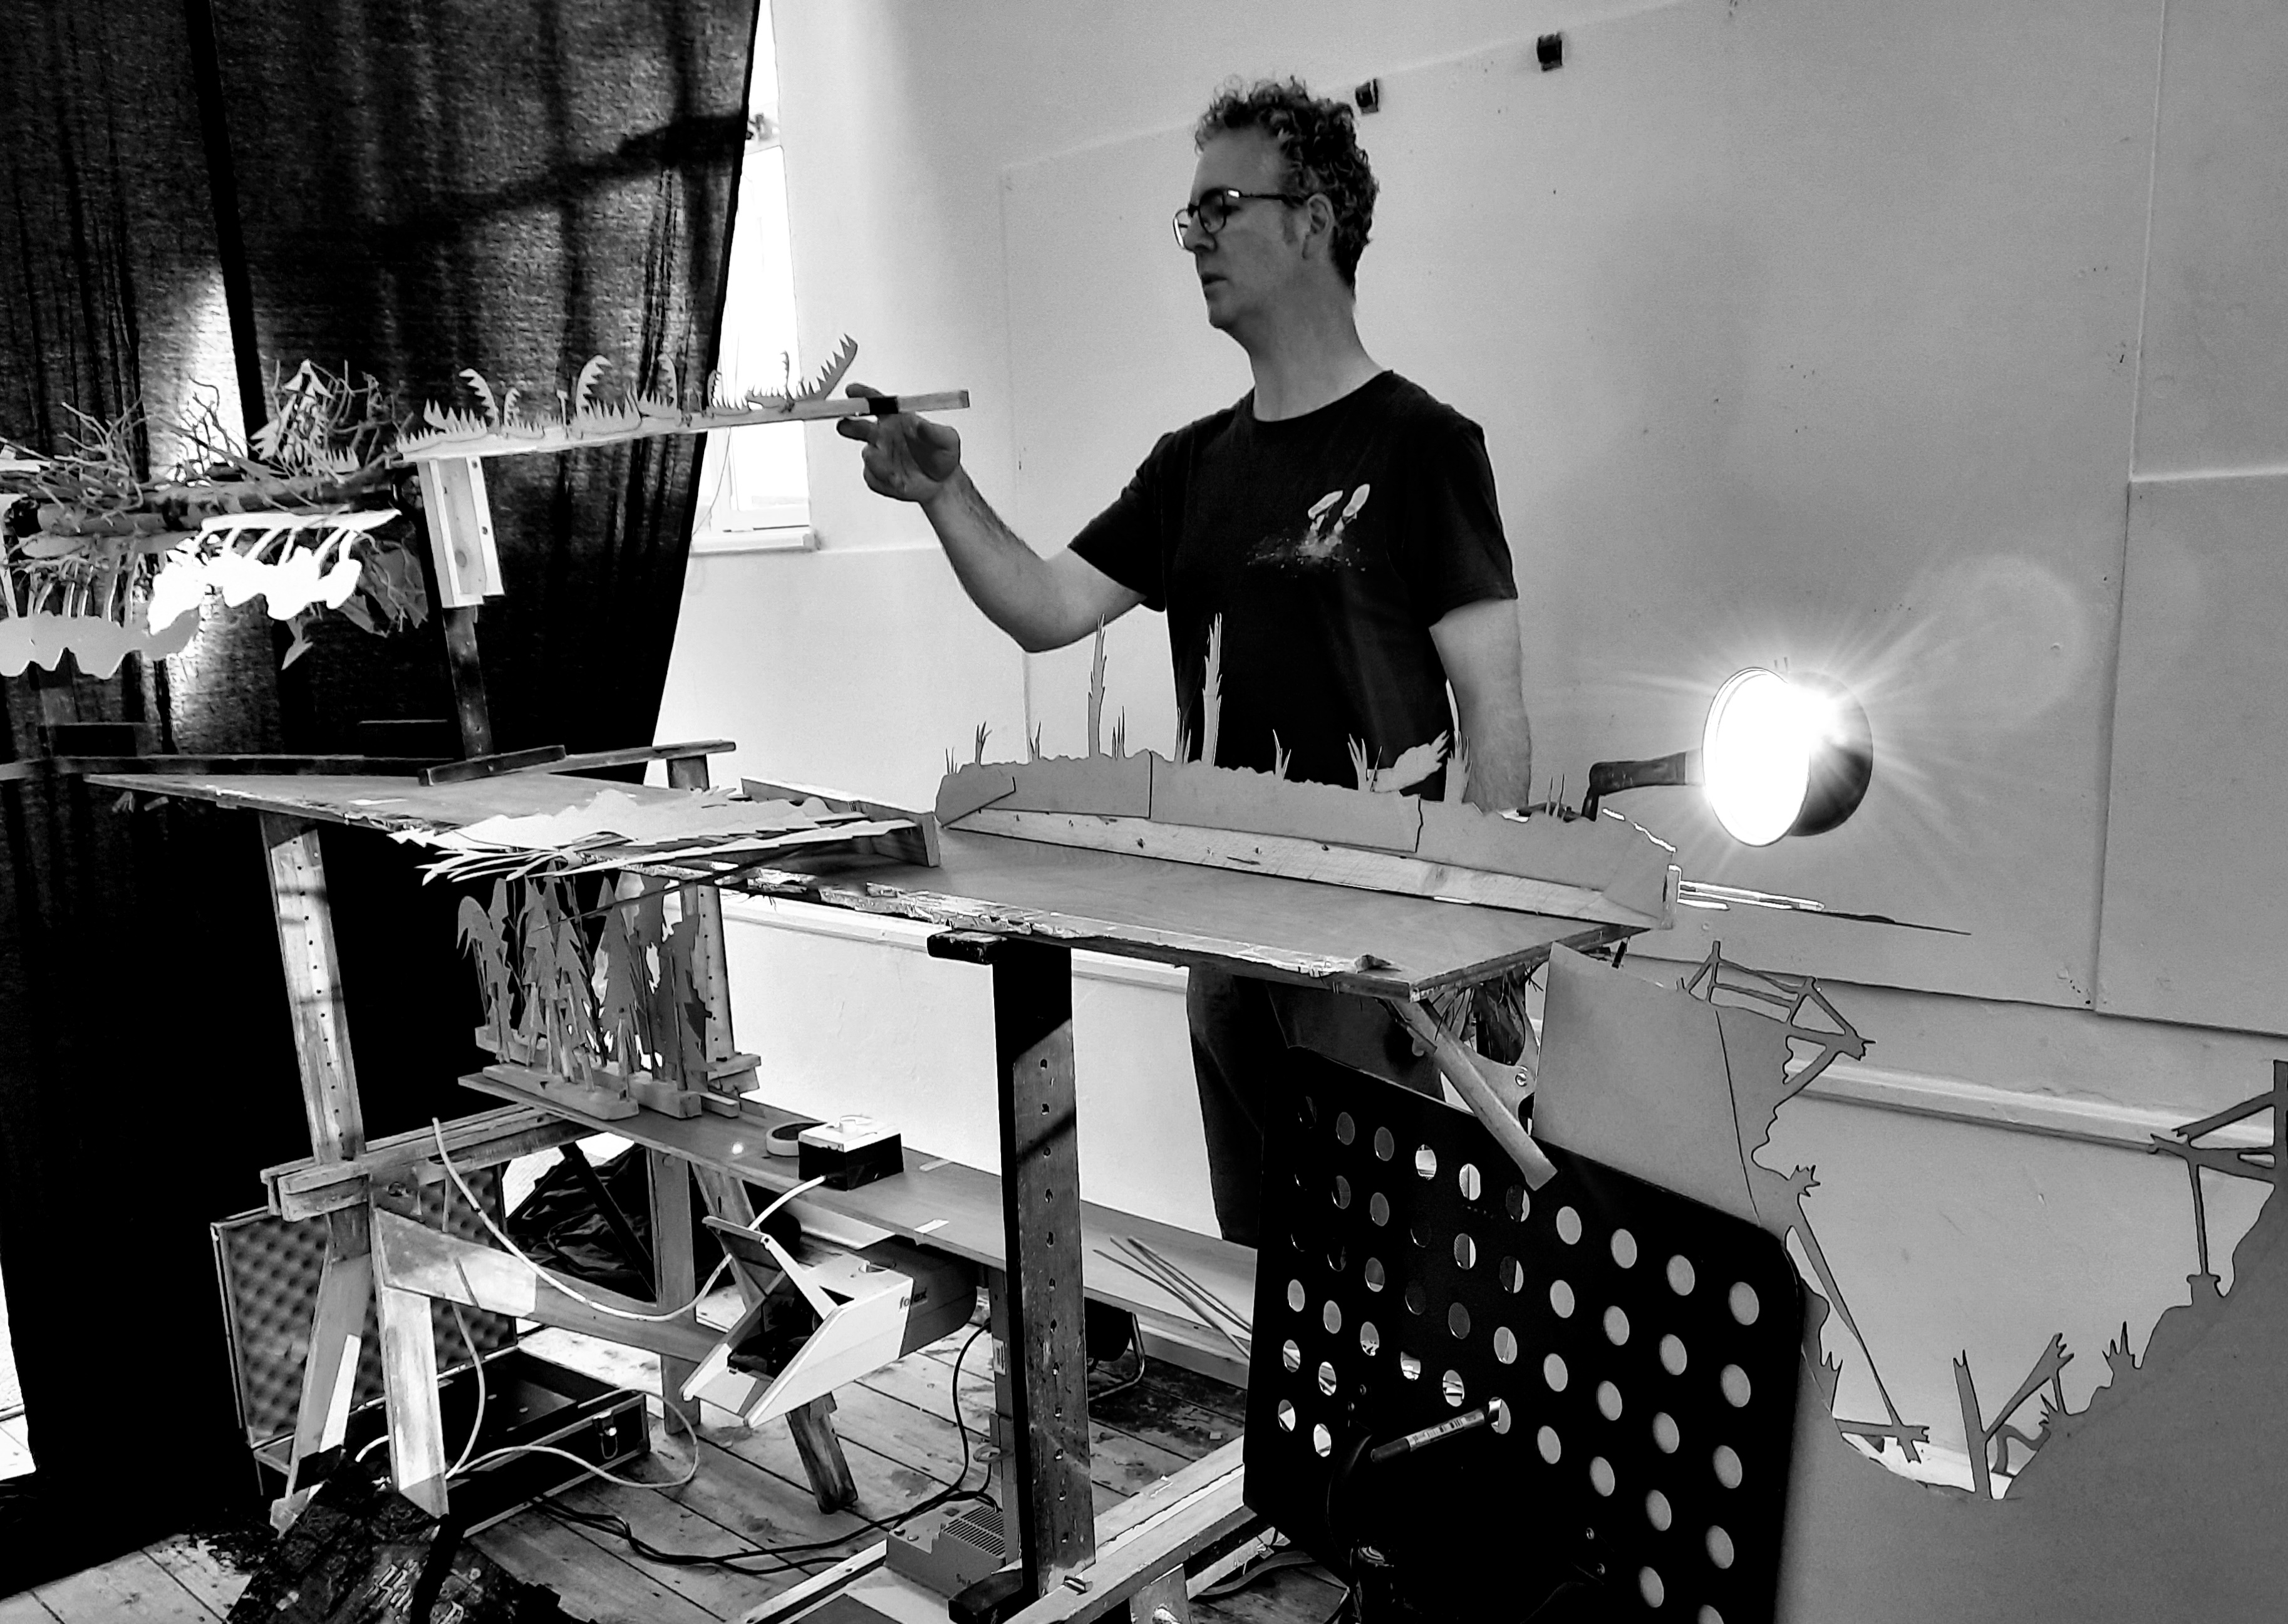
[19,1320,1302,1622]
[140,1534,253,1618]
[473,1513,724,1624]
[30,1549,217,1623]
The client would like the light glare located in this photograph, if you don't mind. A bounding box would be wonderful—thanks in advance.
[1703,669,1814,846]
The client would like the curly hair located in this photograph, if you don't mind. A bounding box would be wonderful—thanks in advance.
[1194,78,1378,287]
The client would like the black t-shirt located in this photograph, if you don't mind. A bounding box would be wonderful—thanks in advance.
[1070,371,1516,792]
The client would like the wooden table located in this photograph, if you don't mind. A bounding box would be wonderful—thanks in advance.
[103,763,1640,1613]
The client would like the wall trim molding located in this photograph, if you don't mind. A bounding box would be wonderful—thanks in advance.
[720,893,2264,1150]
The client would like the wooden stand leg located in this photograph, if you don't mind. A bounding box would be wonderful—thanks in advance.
[787,1394,860,1513]
[931,931,1095,1598]
[690,1168,860,1510]
[649,1149,700,1412]
[259,815,462,1518]
[273,1206,372,1528]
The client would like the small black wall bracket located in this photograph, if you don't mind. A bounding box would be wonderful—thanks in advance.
[1538,33,1565,71]
[1354,78,1382,113]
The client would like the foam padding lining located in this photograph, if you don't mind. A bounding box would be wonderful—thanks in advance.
[211,1170,518,1447]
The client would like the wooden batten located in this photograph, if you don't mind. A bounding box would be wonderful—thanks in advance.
[955,808,1666,929]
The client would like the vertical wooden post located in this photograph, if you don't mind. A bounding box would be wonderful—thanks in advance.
[262,815,365,1164]
[440,609,495,758]
[261,814,446,1518]
[930,931,1095,1596]
[417,455,502,759]
[648,1147,700,1420]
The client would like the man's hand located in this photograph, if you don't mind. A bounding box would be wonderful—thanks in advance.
[834,380,961,503]
[831,378,1142,651]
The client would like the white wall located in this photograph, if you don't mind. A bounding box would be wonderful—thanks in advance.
[655,0,2288,1457]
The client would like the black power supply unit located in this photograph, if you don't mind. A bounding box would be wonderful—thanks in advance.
[257,1348,652,1534]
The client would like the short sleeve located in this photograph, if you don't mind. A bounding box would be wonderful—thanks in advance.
[1392,413,1516,623]
[1069,431,1180,613]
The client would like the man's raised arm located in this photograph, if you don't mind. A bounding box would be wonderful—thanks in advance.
[1430,597,1534,811]
[836,385,1142,653]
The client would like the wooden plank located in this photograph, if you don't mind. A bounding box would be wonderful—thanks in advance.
[83,770,765,834]
[369,1209,719,1368]
[140,1534,253,1618]
[541,1486,781,1621]
[986,937,1095,1593]
[375,1257,448,1516]
[31,1549,216,1624]
[740,829,1637,998]
[474,1511,722,1624]
[419,743,567,787]
[405,390,971,463]
[415,455,501,609]
[958,809,1660,928]
[1,753,438,783]
[738,1544,886,1623]
[260,814,365,1162]
[648,1149,701,1408]
[550,740,737,776]
[265,1105,586,1221]
[1005,1442,1252,1624]
[277,1206,373,1510]
[457,1071,1256,1343]
[851,1355,1173,1507]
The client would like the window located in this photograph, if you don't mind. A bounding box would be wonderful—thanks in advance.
[690,4,814,554]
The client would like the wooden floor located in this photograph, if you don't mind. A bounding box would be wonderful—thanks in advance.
[0,1332,1340,1624]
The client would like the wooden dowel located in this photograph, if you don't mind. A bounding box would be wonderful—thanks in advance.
[1385,998,1557,1190]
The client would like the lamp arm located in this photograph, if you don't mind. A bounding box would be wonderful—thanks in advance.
[1581,747,1702,819]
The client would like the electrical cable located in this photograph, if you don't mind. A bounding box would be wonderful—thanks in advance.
[428,1117,823,1323]
[534,1325,997,1574]
[1088,1311,1149,1403]
[449,1392,703,1492]
[447,1302,488,1477]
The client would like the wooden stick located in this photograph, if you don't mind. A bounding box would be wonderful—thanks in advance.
[1385,998,1557,1190]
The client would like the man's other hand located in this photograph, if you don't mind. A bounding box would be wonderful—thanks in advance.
[835,380,962,503]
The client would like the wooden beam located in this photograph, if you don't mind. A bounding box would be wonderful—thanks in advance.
[934,931,1095,1596]
[260,815,365,1162]
[263,1105,585,1221]
[957,807,1660,928]
[368,1207,719,1367]
[648,1148,701,1409]
[419,743,567,787]
[1,753,442,782]
[273,1205,373,1526]
[1387,998,1558,1190]
[1003,1440,1251,1623]
[369,1192,450,1516]
[547,740,737,775]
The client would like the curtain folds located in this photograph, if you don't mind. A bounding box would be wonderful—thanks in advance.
[0,0,753,1581]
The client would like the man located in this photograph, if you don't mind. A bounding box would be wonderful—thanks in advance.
[838,79,1533,1244]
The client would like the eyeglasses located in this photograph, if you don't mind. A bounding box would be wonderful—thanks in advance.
[1171,187,1305,250]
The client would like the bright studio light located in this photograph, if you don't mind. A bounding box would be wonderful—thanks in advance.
[1703,670,1817,845]
[1582,668,1873,841]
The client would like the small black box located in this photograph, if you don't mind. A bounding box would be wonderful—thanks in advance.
[797,1115,904,1190]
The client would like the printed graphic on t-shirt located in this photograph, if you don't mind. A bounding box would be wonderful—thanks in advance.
[1250,483,1371,571]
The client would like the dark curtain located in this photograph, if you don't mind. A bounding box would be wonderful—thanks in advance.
[0,0,753,1587]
